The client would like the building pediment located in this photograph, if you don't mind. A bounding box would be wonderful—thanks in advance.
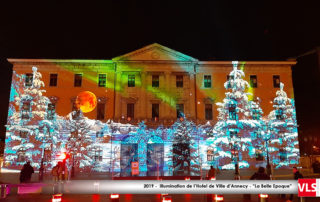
[112,43,198,62]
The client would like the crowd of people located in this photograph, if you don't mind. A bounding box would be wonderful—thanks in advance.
[19,161,69,183]
[19,160,309,201]
[51,161,69,182]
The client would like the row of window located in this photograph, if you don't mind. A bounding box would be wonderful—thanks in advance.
[21,102,56,120]
[16,145,287,163]
[127,103,213,120]
[23,99,276,122]
[207,148,287,162]
[24,73,282,88]
[16,147,103,162]
[21,101,214,121]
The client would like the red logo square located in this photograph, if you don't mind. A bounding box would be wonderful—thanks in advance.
[298,179,317,197]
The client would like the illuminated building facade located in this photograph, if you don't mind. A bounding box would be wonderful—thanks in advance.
[4,43,299,175]
[8,43,296,125]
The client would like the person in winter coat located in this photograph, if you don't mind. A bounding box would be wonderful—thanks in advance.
[51,163,60,182]
[250,167,270,180]
[293,166,303,180]
[58,161,69,181]
[19,161,34,183]
[287,167,303,202]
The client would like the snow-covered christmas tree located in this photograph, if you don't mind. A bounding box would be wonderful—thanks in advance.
[5,67,56,168]
[65,109,94,171]
[268,83,299,168]
[171,117,200,176]
[213,62,255,170]
[249,98,268,166]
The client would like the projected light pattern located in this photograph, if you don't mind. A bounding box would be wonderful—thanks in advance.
[76,91,97,113]
[3,62,299,175]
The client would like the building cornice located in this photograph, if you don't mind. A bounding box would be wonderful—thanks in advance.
[198,61,297,65]
[7,59,114,64]
[8,58,297,66]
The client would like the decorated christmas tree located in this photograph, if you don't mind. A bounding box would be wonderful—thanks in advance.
[5,67,55,168]
[65,109,94,171]
[213,62,255,171]
[268,83,299,168]
[248,98,267,165]
[171,117,200,176]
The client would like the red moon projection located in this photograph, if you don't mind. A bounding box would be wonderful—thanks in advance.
[76,91,97,113]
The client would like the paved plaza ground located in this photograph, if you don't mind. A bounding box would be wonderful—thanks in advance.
[1,168,320,201]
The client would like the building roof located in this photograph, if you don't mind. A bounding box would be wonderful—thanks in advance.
[8,43,296,65]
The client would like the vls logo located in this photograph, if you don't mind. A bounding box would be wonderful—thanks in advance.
[298,179,320,197]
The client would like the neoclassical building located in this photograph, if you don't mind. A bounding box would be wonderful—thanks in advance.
[4,43,299,175]
[8,43,296,126]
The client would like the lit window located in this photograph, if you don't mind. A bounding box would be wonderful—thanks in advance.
[25,73,33,87]
[227,75,234,81]
[17,148,26,162]
[176,104,184,118]
[273,75,280,88]
[176,75,183,88]
[94,147,103,162]
[71,131,78,138]
[74,74,82,87]
[228,102,237,120]
[152,75,159,87]
[19,131,28,138]
[279,148,287,161]
[276,109,284,120]
[250,75,257,88]
[252,108,260,120]
[127,103,134,119]
[207,149,214,161]
[152,104,159,120]
[49,74,58,87]
[96,131,103,138]
[230,130,238,139]
[205,104,213,120]
[204,75,212,88]
[21,102,31,119]
[226,75,234,88]
[98,74,106,87]
[255,146,264,161]
[47,103,55,120]
[97,103,105,120]
[128,75,135,87]
[44,148,52,162]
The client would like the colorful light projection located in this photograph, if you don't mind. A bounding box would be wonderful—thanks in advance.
[75,91,97,113]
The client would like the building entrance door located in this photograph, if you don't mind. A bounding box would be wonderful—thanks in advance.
[120,143,138,177]
[147,143,164,176]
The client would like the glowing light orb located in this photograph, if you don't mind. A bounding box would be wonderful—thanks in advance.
[76,91,97,113]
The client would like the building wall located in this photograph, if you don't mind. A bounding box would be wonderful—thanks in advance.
[12,60,116,121]
[9,59,296,126]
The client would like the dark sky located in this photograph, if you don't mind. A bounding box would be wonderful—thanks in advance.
[0,1,320,141]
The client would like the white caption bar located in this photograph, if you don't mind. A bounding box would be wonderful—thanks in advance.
[45,180,298,194]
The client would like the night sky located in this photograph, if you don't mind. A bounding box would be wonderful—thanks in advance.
[1,1,319,151]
